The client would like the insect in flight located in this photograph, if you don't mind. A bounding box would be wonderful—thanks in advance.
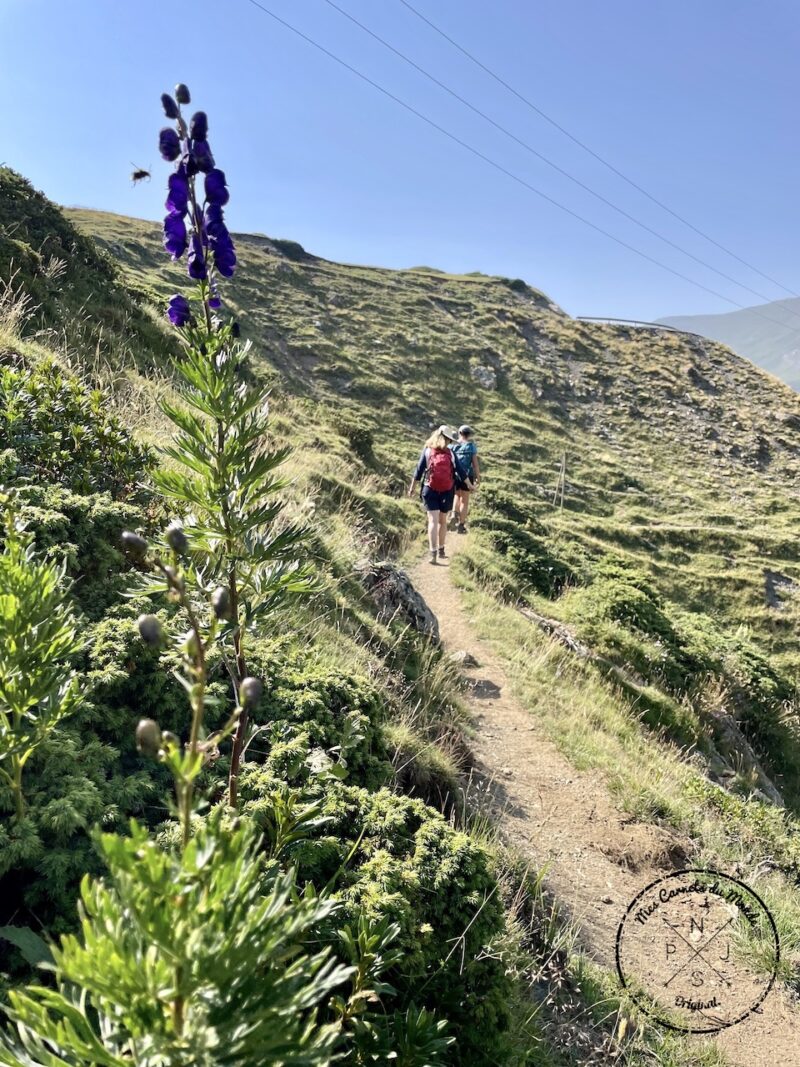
[130,164,151,185]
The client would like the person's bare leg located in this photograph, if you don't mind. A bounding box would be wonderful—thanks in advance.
[460,491,471,526]
[438,511,448,555]
[427,510,439,550]
[452,490,463,524]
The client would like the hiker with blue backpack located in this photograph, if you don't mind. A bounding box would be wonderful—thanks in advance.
[408,425,459,565]
[450,425,481,534]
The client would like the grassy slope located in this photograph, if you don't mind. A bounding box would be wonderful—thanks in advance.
[7,188,797,1059]
[69,207,800,1017]
[71,207,800,674]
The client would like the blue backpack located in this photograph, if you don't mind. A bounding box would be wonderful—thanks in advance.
[451,442,475,483]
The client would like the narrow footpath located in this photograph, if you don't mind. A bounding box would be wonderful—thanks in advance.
[411,535,800,1067]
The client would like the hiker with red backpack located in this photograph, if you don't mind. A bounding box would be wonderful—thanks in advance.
[408,424,458,565]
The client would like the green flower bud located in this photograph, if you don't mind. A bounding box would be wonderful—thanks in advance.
[137,613,163,646]
[165,522,188,554]
[136,718,162,757]
[211,585,232,619]
[121,530,148,560]
[182,629,200,658]
[240,676,263,709]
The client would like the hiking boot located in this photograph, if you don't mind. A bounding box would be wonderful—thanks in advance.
[429,550,438,565]
[457,523,467,534]
[448,513,459,530]
[438,546,446,559]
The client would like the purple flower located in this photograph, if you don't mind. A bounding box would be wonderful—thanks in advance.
[213,239,237,278]
[208,284,222,310]
[163,212,187,258]
[204,169,229,206]
[175,83,191,105]
[206,202,226,232]
[167,294,192,327]
[189,111,208,140]
[207,210,237,278]
[161,93,180,119]
[182,147,199,178]
[192,140,215,173]
[205,203,226,237]
[159,127,181,162]
[165,166,189,215]
[188,233,207,280]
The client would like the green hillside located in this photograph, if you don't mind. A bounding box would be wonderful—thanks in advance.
[3,166,800,1064]
[71,206,800,677]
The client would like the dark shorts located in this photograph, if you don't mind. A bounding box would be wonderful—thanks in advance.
[455,477,473,492]
[422,485,455,512]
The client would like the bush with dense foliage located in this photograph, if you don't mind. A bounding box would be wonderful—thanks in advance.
[0,355,153,499]
[241,773,512,1065]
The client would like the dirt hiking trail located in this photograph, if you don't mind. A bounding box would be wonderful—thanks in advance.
[410,535,800,1066]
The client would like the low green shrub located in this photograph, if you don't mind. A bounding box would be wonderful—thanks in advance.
[246,642,392,791]
[0,355,153,499]
[241,776,512,1066]
[16,485,146,619]
[476,515,574,597]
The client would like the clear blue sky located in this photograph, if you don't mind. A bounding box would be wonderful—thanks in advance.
[2,0,799,320]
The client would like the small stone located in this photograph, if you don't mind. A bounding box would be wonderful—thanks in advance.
[449,649,480,669]
[601,895,614,905]
[502,767,513,778]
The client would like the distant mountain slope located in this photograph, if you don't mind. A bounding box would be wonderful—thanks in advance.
[659,299,800,390]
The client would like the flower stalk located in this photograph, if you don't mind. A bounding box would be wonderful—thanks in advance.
[152,84,312,811]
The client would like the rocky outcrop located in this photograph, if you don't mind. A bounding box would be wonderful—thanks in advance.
[706,708,784,807]
[354,560,439,641]
[471,365,497,390]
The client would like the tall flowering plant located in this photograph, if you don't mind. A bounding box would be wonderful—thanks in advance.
[152,84,311,809]
[0,85,346,1066]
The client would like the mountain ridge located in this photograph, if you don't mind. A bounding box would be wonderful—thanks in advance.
[660,297,800,391]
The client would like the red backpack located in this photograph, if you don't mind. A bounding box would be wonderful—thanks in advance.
[426,448,455,492]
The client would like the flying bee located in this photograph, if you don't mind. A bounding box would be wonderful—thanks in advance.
[130,164,151,185]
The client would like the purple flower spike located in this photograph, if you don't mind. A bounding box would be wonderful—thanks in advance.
[188,233,207,280]
[159,127,181,162]
[161,93,180,119]
[167,293,192,327]
[204,169,229,206]
[175,84,191,105]
[163,212,187,259]
[208,286,222,310]
[165,167,189,215]
[192,140,215,173]
[189,111,208,140]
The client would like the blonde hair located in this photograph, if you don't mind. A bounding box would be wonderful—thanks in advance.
[425,431,450,450]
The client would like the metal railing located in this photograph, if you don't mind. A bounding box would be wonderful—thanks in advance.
[576,315,703,338]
